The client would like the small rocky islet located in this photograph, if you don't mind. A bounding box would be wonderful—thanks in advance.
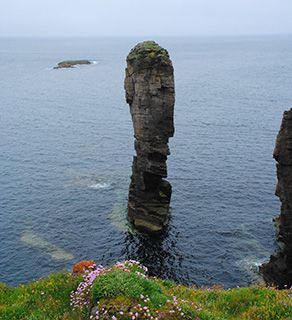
[53,59,93,69]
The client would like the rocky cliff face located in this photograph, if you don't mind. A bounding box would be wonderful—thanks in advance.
[124,41,175,232]
[261,109,292,288]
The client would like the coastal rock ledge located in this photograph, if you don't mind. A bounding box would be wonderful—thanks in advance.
[124,41,175,233]
[261,108,292,288]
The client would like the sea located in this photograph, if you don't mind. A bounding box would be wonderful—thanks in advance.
[1,36,292,287]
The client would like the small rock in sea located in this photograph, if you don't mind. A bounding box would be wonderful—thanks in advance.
[53,59,92,69]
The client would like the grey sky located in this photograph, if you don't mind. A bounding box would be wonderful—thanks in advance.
[1,0,292,37]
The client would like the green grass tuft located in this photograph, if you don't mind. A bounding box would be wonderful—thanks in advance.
[92,268,168,308]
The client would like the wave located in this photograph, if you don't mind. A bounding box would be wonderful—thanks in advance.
[68,173,112,190]
[236,257,266,284]
[88,182,110,190]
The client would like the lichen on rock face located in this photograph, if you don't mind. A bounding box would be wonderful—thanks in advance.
[125,41,175,233]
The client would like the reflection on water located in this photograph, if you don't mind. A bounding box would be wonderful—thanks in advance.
[122,227,188,285]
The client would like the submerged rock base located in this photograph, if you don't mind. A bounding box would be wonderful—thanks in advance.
[261,109,292,288]
[124,41,175,232]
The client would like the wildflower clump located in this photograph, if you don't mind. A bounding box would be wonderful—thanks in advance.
[71,260,198,319]
[70,261,149,313]
[70,262,105,311]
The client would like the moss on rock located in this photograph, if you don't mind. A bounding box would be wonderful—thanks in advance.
[127,41,171,70]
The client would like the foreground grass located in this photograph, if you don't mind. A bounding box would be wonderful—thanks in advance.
[0,262,291,320]
[0,273,81,320]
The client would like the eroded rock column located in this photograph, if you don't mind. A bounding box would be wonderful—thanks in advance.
[261,109,292,288]
[124,41,175,232]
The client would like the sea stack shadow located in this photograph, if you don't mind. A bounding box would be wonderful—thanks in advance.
[124,41,175,233]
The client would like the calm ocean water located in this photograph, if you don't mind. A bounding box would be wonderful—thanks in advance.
[1,36,292,287]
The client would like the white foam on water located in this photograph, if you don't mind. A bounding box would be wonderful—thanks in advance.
[236,257,266,285]
[237,257,264,269]
[68,173,111,190]
[91,60,99,65]
[88,182,110,190]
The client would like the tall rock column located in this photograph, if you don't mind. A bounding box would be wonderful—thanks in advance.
[124,41,175,232]
[261,109,292,288]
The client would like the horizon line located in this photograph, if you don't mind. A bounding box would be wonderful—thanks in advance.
[0,33,292,39]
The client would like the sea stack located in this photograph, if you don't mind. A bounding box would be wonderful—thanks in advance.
[124,41,175,232]
[261,109,292,288]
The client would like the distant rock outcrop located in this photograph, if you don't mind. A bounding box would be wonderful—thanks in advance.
[124,41,175,232]
[261,109,292,288]
[53,60,92,69]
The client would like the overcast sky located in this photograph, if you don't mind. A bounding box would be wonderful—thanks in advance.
[1,0,292,37]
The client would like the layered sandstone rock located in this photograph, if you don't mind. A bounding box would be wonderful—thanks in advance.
[124,41,175,232]
[261,109,292,288]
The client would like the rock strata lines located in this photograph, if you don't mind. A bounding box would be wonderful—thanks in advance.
[124,41,175,232]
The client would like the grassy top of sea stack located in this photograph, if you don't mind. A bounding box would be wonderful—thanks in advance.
[127,41,171,69]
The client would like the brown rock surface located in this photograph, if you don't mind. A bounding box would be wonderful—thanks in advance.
[124,41,175,232]
[261,109,292,288]
[72,260,96,274]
